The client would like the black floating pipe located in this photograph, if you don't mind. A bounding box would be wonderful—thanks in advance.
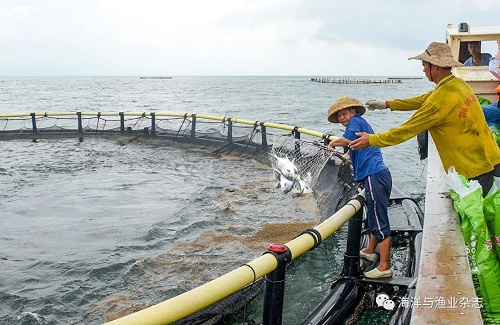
[191,114,196,139]
[342,195,366,278]
[260,123,267,146]
[227,118,233,143]
[30,113,38,134]
[150,112,156,137]
[77,112,83,134]
[262,243,292,325]
[302,279,365,324]
[119,112,125,134]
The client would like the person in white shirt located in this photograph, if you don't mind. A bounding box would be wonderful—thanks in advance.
[482,40,500,126]
[489,40,500,79]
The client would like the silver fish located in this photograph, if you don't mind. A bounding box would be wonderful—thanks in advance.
[273,168,281,180]
[297,178,313,194]
[270,154,298,181]
[291,178,303,195]
[273,168,282,188]
[280,174,296,194]
[291,173,313,195]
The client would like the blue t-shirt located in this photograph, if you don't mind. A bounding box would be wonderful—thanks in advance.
[344,114,387,181]
[464,53,492,66]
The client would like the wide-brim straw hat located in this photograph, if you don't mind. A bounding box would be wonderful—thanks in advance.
[327,96,365,123]
[408,42,463,68]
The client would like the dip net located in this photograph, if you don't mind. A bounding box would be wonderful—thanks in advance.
[270,134,344,187]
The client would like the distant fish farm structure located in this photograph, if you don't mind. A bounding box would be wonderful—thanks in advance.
[139,76,172,79]
[310,77,402,84]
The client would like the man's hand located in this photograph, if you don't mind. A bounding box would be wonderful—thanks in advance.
[349,132,370,150]
[365,99,387,111]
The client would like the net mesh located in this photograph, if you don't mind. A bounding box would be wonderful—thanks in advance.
[0,115,231,137]
[173,279,264,325]
[270,134,343,187]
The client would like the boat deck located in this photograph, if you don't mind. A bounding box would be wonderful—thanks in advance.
[411,138,482,324]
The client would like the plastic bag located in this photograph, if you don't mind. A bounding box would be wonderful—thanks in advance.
[445,167,500,324]
[478,96,492,106]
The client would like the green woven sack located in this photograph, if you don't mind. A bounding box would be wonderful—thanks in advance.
[484,177,500,259]
[446,169,500,324]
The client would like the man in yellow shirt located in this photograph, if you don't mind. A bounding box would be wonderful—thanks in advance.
[349,42,500,196]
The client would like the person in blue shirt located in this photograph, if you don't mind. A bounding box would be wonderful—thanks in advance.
[482,84,500,126]
[327,96,393,279]
[464,41,492,66]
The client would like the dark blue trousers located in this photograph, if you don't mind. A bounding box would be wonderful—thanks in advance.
[363,168,392,243]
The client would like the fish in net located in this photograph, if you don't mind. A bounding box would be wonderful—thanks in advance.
[269,134,346,196]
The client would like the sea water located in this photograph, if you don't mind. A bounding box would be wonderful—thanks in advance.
[0,76,432,324]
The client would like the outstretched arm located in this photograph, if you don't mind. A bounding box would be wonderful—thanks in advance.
[365,92,432,112]
[387,92,432,111]
[365,99,388,111]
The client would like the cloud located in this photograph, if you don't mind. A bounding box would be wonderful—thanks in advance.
[1,0,499,76]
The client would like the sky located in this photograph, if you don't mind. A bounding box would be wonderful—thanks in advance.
[1,0,500,76]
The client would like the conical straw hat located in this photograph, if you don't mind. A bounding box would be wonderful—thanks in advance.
[408,42,463,68]
[327,96,365,123]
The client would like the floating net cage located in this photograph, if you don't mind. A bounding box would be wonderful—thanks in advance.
[0,113,271,161]
[0,112,348,171]
[0,112,357,324]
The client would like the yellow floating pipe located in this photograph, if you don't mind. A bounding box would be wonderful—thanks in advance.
[0,113,32,118]
[105,191,365,325]
[194,113,226,122]
[34,112,78,117]
[315,193,363,240]
[122,112,150,117]
[153,112,191,118]
[231,118,260,125]
[228,118,338,141]
[297,128,327,139]
[259,121,294,131]
[78,111,120,117]
[287,191,364,259]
